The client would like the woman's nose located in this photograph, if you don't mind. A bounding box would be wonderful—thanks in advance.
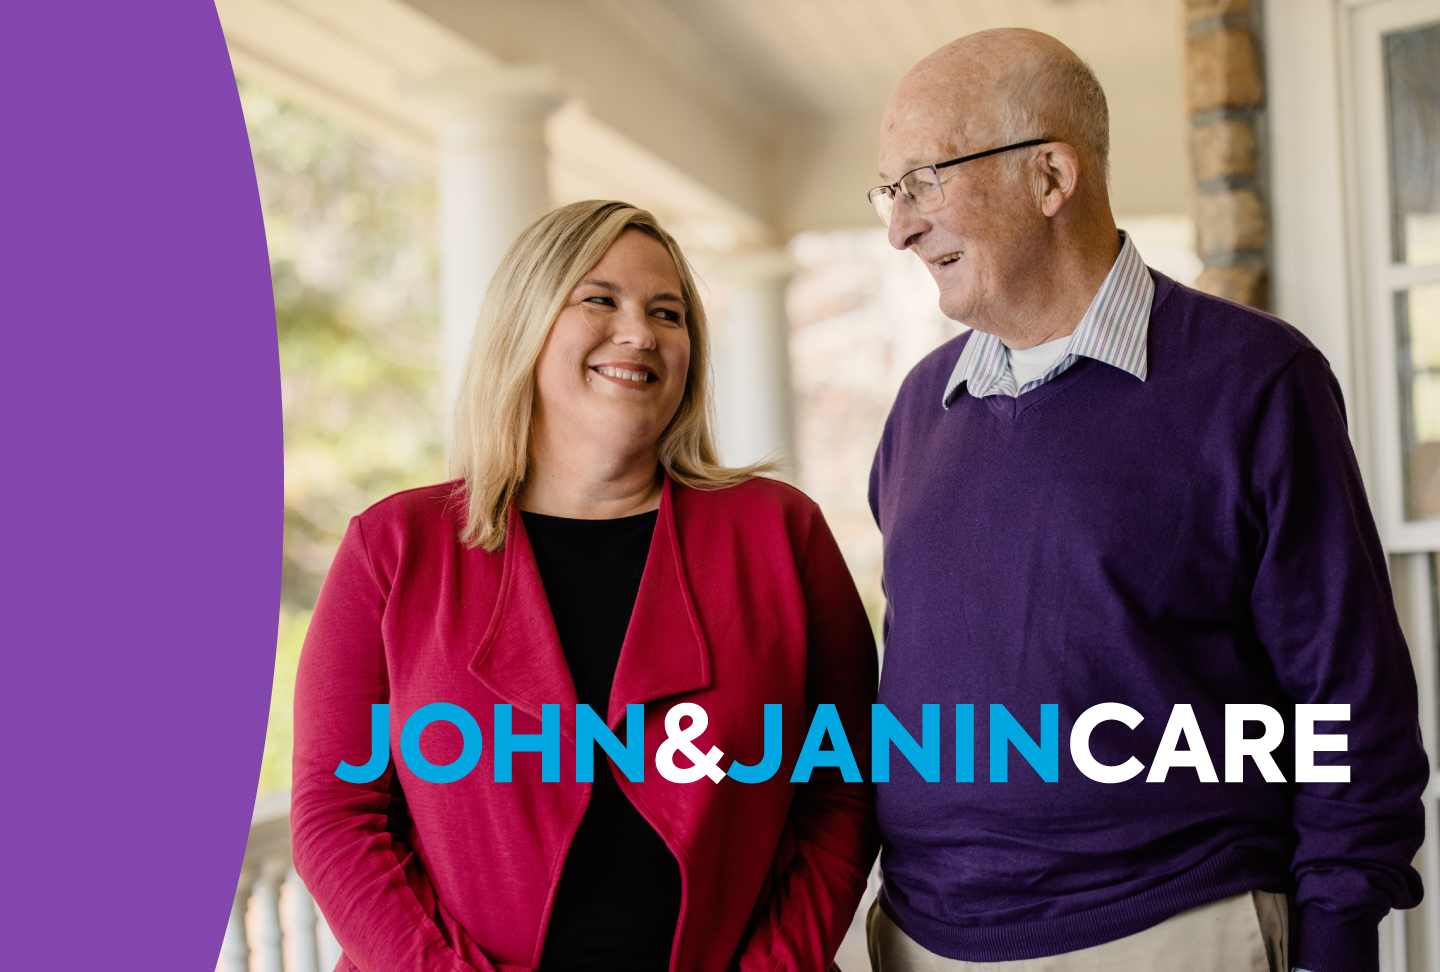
[609,303,659,348]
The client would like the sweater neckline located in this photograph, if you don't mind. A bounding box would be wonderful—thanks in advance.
[969,270,1175,421]
[980,354,1095,419]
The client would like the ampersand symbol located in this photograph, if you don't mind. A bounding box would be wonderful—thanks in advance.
[655,703,726,784]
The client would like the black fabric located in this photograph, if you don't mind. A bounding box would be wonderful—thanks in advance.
[522,509,681,972]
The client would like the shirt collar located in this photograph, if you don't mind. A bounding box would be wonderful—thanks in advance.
[942,231,1154,407]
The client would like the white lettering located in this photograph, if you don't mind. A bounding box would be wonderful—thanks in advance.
[1070,703,1146,783]
[1147,704,1218,782]
[1224,704,1287,782]
[1295,703,1350,783]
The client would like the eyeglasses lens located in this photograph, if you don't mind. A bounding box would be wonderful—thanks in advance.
[871,167,945,227]
[869,187,895,227]
[904,168,944,213]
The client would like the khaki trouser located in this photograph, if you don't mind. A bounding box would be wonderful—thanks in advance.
[867,890,1290,972]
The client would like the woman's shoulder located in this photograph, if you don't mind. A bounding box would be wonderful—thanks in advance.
[671,474,822,541]
[352,479,467,537]
[338,480,483,588]
[676,473,816,511]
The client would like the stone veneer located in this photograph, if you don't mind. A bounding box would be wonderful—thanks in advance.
[1186,0,1269,309]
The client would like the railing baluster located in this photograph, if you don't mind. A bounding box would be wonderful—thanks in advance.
[253,864,286,972]
[218,879,252,972]
[222,792,349,971]
[287,866,321,972]
[317,906,342,970]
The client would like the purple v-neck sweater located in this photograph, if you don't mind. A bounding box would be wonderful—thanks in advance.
[868,273,1426,972]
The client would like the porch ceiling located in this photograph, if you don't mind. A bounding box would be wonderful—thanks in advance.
[220,0,1189,244]
[405,0,1190,231]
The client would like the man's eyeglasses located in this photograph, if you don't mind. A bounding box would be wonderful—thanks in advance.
[867,138,1049,227]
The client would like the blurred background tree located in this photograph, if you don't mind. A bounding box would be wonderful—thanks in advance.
[241,80,444,795]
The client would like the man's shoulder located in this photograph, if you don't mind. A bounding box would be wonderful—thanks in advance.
[919,328,975,377]
[893,329,974,410]
[1150,273,1319,378]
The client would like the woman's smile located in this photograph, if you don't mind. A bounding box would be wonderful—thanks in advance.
[591,362,657,385]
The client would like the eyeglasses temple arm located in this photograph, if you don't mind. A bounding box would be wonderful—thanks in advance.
[933,138,1049,171]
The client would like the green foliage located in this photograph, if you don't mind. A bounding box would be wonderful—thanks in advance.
[257,606,311,796]
[240,79,443,795]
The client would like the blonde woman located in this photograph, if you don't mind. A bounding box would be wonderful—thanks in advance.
[292,200,878,972]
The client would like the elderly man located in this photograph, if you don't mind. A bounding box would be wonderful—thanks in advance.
[865,28,1426,972]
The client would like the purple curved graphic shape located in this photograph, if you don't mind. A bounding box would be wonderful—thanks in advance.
[0,3,279,969]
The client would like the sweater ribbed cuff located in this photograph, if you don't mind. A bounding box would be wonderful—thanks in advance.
[1293,907,1380,972]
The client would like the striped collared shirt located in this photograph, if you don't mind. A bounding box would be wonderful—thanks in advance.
[942,231,1154,408]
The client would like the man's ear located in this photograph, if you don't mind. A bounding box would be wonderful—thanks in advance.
[1034,142,1081,218]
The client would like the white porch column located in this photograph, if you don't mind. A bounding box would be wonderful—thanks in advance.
[711,249,798,475]
[411,68,563,415]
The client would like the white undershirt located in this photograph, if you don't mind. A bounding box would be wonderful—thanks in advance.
[1006,334,1074,391]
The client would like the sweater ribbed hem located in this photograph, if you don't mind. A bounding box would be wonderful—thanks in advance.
[879,847,1287,963]
[1293,907,1379,972]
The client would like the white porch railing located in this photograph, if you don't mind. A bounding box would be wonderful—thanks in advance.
[219,790,341,972]
[216,789,1421,972]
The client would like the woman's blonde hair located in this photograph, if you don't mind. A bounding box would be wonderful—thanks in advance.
[448,199,768,551]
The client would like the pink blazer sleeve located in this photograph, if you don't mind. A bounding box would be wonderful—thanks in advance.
[735,506,880,972]
[290,517,503,972]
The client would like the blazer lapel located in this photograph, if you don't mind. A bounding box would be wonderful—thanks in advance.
[468,504,579,726]
[608,476,713,727]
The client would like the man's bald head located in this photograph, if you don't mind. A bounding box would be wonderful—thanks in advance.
[877,28,1122,346]
[884,29,1109,173]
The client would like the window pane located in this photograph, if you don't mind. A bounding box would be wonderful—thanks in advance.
[1399,283,1440,519]
[1385,21,1440,266]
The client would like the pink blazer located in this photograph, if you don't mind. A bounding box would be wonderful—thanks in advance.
[291,475,879,972]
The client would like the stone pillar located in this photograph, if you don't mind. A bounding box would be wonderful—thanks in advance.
[1186,0,1269,308]
[711,249,798,475]
[410,68,563,414]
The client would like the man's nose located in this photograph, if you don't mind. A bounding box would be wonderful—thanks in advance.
[887,199,928,251]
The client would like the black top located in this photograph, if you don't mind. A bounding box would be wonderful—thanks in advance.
[521,509,681,972]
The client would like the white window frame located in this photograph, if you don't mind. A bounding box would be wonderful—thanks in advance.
[1349,0,1440,552]
[1271,2,1440,969]
[1349,7,1440,970]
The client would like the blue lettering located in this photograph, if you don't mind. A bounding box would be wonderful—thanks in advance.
[871,704,940,782]
[956,704,975,782]
[790,704,862,783]
[575,703,645,783]
[335,703,392,784]
[493,704,561,782]
[989,703,1058,782]
[398,703,483,784]
[727,704,784,783]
